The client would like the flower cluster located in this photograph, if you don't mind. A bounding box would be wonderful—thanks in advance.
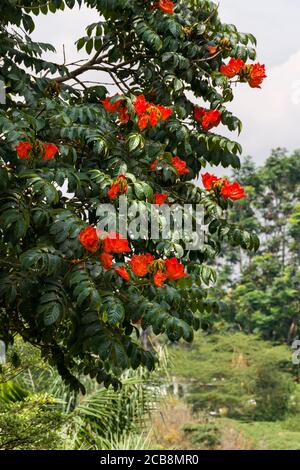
[107,175,128,200]
[153,0,174,14]
[78,227,132,278]
[127,254,187,287]
[171,156,190,175]
[247,63,267,89]
[78,227,187,287]
[129,253,155,277]
[133,95,172,130]
[202,172,247,201]
[102,94,172,131]
[102,96,130,124]
[219,57,245,79]
[79,227,131,254]
[16,141,59,161]
[150,155,190,176]
[220,58,267,89]
[151,257,187,287]
[193,107,222,130]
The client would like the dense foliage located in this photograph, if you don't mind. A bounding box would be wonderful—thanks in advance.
[0,0,264,390]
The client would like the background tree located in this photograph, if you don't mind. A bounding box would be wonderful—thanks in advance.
[219,149,300,342]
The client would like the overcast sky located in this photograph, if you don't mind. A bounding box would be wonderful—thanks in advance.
[31,0,300,165]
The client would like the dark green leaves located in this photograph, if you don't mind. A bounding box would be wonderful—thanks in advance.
[134,19,163,51]
[102,296,125,326]
[19,172,59,205]
[50,211,85,256]
[0,191,30,242]
[37,280,67,326]
[68,266,101,311]
[20,246,63,276]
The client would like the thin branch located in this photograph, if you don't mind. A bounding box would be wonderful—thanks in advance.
[55,53,148,84]
[63,44,66,65]
[55,47,105,83]
[193,50,222,63]
[108,71,126,94]
[73,76,87,90]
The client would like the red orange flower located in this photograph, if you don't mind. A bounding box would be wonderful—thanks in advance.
[154,0,174,14]
[202,173,247,201]
[248,63,267,88]
[201,110,222,130]
[172,156,190,175]
[193,107,206,123]
[156,104,172,120]
[154,193,168,205]
[78,226,99,253]
[103,232,131,254]
[165,257,187,280]
[221,180,247,200]
[220,59,266,88]
[133,95,172,130]
[153,271,168,287]
[150,159,159,171]
[194,107,222,130]
[220,57,245,78]
[114,266,130,281]
[133,95,149,114]
[99,252,114,269]
[102,96,124,113]
[107,175,128,200]
[201,172,221,190]
[16,141,32,160]
[102,96,129,123]
[129,253,155,277]
[43,143,59,161]
[118,106,130,124]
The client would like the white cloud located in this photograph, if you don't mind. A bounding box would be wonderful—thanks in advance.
[223,50,300,163]
[31,5,96,63]
[219,0,300,67]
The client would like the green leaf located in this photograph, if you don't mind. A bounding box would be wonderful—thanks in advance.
[103,297,125,326]
[127,133,144,152]
[43,303,61,326]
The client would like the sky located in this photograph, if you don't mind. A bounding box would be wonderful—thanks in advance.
[30,0,300,166]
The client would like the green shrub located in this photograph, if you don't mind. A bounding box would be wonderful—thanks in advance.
[183,422,221,449]
[251,360,294,421]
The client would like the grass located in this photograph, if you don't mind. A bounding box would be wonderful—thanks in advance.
[219,418,300,450]
[149,397,300,450]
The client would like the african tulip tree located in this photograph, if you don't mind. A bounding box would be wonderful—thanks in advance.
[0,0,263,391]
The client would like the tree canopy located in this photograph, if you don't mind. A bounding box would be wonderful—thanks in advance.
[0,0,265,391]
